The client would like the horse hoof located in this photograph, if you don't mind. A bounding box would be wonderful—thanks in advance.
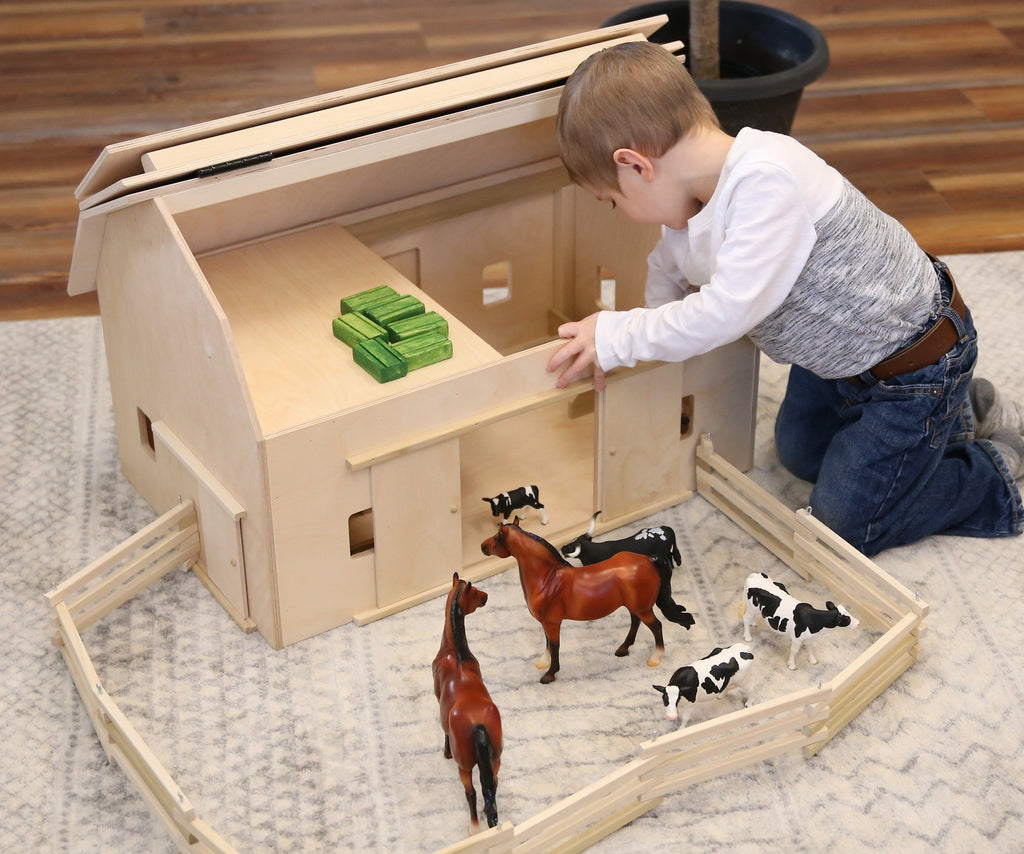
[540,672,556,684]
[614,646,630,657]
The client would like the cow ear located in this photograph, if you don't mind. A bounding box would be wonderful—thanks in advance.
[826,600,837,610]
[652,685,665,693]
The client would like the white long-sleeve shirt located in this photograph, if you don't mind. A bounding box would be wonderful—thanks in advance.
[595,128,937,379]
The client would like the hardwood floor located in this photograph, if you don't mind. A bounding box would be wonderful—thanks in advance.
[2,0,1023,320]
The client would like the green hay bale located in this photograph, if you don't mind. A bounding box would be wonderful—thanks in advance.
[340,285,398,315]
[353,338,407,383]
[365,294,425,327]
[385,311,449,342]
[332,313,387,347]
[391,331,453,371]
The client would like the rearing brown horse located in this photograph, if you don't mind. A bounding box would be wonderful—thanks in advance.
[432,572,503,831]
[481,517,695,683]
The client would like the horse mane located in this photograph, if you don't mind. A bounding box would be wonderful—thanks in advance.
[507,522,570,566]
[449,581,478,665]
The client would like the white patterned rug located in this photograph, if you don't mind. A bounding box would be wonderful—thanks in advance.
[2,252,1023,854]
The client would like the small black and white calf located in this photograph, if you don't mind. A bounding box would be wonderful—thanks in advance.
[482,485,548,525]
[653,643,755,726]
[560,511,682,567]
[742,572,859,670]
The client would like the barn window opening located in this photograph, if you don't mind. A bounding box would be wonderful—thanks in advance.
[597,266,616,310]
[137,407,156,456]
[348,508,375,556]
[681,394,694,438]
[482,260,511,305]
[568,389,595,420]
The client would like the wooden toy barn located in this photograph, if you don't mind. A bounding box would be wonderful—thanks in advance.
[52,19,930,853]
[67,18,760,650]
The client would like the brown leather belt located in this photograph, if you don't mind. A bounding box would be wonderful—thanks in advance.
[846,258,967,387]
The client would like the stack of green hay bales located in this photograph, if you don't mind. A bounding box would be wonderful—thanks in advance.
[332,285,453,382]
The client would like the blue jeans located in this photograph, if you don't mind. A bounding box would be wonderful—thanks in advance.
[774,279,1023,556]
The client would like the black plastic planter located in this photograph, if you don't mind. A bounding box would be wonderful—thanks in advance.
[603,1,829,135]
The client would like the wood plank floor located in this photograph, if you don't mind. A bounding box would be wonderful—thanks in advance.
[2,0,1023,320]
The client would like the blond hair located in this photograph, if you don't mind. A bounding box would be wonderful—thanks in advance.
[556,41,719,191]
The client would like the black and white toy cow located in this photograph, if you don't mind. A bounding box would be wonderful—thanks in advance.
[482,485,548,525]
[560,512,682,567]
[742,572,859,670]
[653,643,755,726]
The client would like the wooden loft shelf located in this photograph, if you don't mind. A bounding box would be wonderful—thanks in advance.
[198,223,501,436]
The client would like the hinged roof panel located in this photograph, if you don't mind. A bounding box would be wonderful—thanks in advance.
[75,18,668,208]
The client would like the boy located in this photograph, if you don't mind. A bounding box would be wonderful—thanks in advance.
[546,41,1023,556]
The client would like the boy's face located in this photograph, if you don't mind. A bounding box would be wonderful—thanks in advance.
[591,131,726,230]
[591,171,703,231]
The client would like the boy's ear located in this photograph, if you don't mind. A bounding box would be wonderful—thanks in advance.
[613,148,654,180]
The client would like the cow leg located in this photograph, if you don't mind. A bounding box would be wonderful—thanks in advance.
[742,604,756,642]
[733,668,753,706]
[788,638,803,670]
[678,704,694,728]
[615,613,641,657]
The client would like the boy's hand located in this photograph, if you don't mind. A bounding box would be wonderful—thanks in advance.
[546,313,606,391]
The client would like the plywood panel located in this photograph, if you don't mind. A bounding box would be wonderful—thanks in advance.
[368,191,558,354]
[72,17,667,199]
[197,223,500,436]
[459,395,596,562]
[599,362,689,520]
[371,439,463,606]
[680,340,761,476]
[263,427,377,647]
[152,422,250,626]
[95,198,278,644]
[138,35,648,175]
[570,186,661,316]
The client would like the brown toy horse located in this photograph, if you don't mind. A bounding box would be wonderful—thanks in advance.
[481,517,695,683]
[432,573,503,831]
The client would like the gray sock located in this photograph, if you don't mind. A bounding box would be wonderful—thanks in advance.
[970,378,1024,439]
[989,427,1024,480]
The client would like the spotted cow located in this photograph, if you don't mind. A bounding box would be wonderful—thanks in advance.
[482,485,548,525]
[742,572,859,670]
[560,512,682,568]
[653,643,755,726]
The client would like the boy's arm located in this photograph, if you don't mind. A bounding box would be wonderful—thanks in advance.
[597,167,817,370]
[645,239,693,308]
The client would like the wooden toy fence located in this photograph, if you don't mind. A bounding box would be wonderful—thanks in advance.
[46,435,927,854]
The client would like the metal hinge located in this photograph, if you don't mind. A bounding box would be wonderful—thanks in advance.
[193,151,273,179]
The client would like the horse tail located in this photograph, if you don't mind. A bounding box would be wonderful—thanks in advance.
[474,725,499,828]
[653,554,695,629]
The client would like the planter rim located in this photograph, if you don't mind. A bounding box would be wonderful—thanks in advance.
[604,0,830,101]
